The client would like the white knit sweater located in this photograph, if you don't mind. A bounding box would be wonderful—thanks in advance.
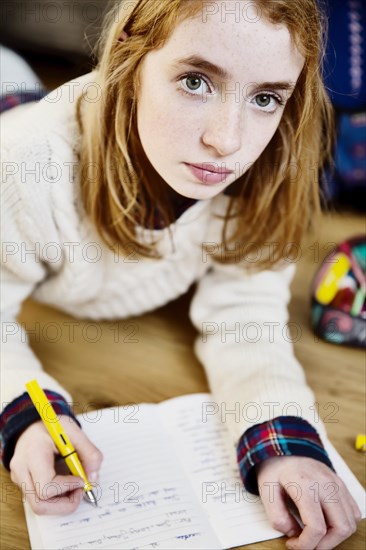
[0,72,326,446]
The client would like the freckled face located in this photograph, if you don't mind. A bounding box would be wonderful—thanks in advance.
[136,1,305,200]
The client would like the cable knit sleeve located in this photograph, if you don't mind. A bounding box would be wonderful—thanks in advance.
[0,135,74,413]
[188,259,331,449]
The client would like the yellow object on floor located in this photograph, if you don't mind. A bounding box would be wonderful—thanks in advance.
[315,252,352,305]
[355,434,366,452]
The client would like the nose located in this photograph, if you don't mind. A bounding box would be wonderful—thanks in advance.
[201,101,243,157]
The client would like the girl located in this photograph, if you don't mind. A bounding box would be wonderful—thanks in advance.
[0,1,362,548]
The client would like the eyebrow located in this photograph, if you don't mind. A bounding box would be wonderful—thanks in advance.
[171,55,296,91]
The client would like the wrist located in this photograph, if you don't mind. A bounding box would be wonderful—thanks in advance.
[1,391,80,470]
[237,416,335,495]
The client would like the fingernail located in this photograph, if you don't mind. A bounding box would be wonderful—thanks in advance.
[89,471,99,482]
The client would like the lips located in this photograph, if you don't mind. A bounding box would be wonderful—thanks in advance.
[184,162,233,185]
[189,163,233,175]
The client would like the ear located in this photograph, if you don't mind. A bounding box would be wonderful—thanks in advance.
[119,30,130,42]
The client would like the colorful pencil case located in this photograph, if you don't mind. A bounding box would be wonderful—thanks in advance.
[311,236,366,348]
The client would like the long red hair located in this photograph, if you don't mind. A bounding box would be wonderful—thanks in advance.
[76,0,334,270]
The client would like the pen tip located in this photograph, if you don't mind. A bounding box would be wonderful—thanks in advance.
[85,489,98,507]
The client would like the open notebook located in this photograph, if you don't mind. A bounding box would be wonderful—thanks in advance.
[24,393,366,550]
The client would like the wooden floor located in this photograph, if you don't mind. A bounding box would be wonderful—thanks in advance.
[1,209,365,549]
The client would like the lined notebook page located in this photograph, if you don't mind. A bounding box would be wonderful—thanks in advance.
[25,403,221,550]
[24,393,366,550]
[158,393,282,548]
[158,393,366,548]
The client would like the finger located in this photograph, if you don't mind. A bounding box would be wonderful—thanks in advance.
[10,464,32,492]
[9,452,33,486]
[317,486,357,550]
[259,482,302,537]
[21,471,84,516]
[50,489,84,515]
[285,487,327,550]
[33,472,85,500]
[347,491,363,522]
[315,487,358,550]
[28,486,84,515]
[28,447,85,499]
[70,429,103,478]
[341,489,360,528]
[328,478,360,527]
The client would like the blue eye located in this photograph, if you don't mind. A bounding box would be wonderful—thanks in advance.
[186,75,203,91]
[179,72,213,97]
[256,94,271,107]
[253,92,284,113]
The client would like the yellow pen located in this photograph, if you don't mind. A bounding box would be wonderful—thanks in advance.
[25,379,97,507]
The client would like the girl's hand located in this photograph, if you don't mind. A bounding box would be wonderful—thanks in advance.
[9,415,103,515]
[257,455,362,550]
